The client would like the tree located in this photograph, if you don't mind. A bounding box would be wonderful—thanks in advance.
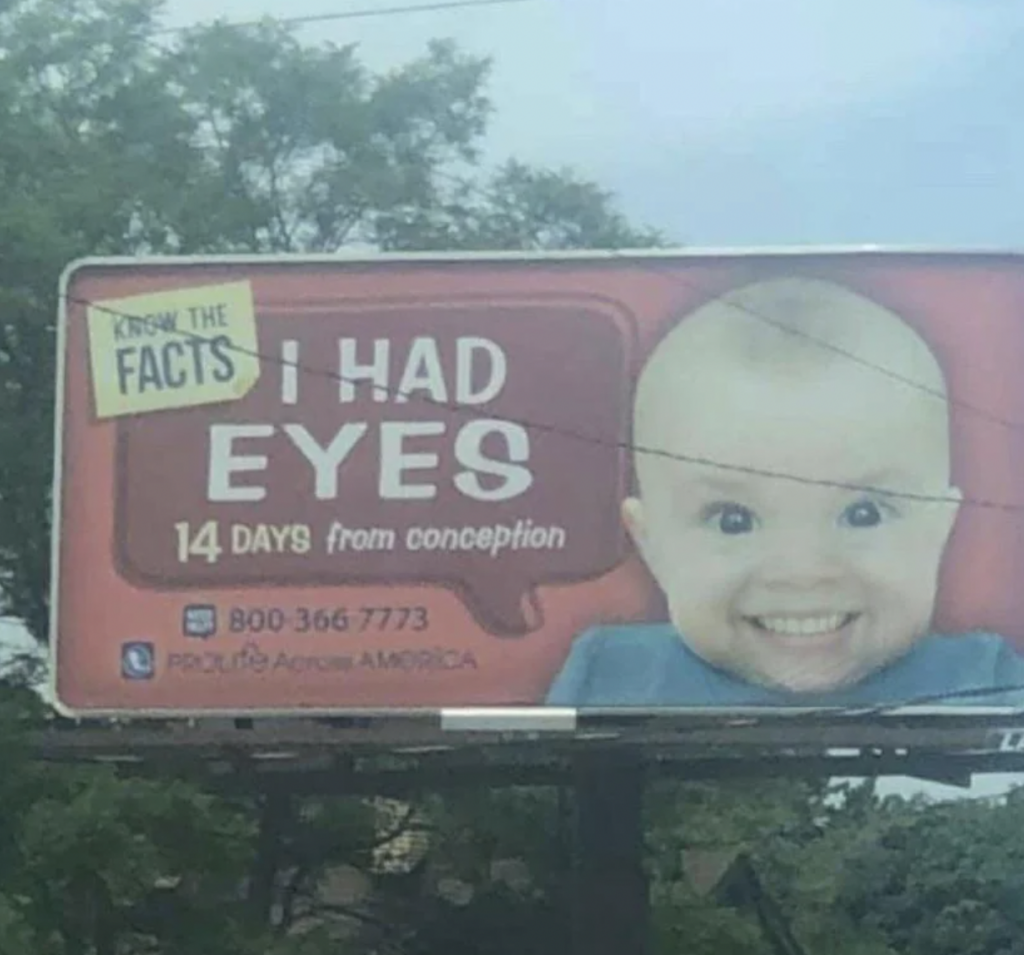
[837,788,1024,955]
[647,777,828,955]
[0,0,663,642]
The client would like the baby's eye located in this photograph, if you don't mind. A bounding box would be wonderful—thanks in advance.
[840,498,892,529]
[703,502,757,535]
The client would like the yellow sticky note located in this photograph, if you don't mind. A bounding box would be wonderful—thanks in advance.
[87,281,260,419]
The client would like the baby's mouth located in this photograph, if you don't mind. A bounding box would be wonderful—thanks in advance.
[746,613,860,637]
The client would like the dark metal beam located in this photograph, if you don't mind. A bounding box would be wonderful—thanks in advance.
[572,754,649,955]
[24,714,1024,793]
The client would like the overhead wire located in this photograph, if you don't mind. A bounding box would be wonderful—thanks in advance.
[805,682,1024,717]
[141,3,1024,439]
[151,0,533,36]
[55,288,1024,713]
[130,3,1024,436]
[628,255,1024,434]
[65,284,1024,513]
[137,3,1024,443]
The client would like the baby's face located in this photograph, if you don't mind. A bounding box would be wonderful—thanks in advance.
[628,356,960,695]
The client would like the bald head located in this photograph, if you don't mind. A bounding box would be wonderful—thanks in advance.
[641,276,947,403]
[633,276,953,487]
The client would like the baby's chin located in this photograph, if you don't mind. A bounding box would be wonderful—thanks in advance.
[750,666,868,697]
[738,636,926,697]
[737,650,907,697]
[697,644,884,697]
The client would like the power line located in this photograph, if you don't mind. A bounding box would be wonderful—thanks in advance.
[138,4,1020,438]
[153,0,533,37]
[820,682,1024,716]
[65,291,1024,514]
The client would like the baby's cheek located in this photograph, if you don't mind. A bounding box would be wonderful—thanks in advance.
[699,549,762,591]
[661,544,754,614]
[865,565,938,629]
[846,539,915,579]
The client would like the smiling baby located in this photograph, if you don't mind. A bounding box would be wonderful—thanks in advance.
[546,277,1024,708]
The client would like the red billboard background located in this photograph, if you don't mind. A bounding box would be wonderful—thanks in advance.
[52,252,1024,714]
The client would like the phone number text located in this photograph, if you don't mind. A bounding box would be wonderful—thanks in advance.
[228,606,429,635]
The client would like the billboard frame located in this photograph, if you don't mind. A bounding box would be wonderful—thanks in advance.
[51,246,1024,719]
[29,709,1024,782]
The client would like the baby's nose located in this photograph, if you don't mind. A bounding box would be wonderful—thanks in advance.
[756,530,845,588]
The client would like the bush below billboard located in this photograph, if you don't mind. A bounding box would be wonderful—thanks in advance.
[52,250,1024,715]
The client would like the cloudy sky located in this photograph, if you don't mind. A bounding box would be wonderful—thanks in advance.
[158,0,1024,247]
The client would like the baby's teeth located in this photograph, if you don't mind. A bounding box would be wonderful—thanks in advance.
[758,615,844,635]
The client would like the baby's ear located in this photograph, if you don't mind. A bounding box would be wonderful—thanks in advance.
[621,497,647,549]
[938,484,963,537]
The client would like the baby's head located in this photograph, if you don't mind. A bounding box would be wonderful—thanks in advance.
[625,276,962,695]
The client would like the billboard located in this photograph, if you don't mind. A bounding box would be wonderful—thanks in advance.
[52,250,1024,716]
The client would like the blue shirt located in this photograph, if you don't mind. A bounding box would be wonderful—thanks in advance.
[545,624,1024,708]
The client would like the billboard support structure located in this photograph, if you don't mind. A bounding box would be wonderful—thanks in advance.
[572,752,650,955]
[26,715,1024,954]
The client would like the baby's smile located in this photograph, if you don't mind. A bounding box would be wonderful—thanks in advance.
[745,612,860,637]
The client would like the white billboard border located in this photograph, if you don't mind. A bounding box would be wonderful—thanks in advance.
[49,246,1024,720]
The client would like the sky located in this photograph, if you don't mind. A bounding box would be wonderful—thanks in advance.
[160,0,1024,247]
[12,0,1024,801]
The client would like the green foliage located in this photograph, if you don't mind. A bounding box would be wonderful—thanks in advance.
[651,894,769,955]
[838,787,1024,955]
[3,682,1024,955]
[0,721,256,952]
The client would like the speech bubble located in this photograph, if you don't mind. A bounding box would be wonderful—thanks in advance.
[113,296,635,635]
